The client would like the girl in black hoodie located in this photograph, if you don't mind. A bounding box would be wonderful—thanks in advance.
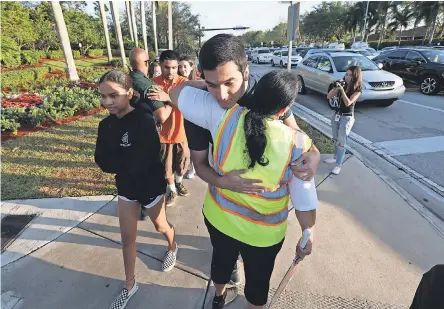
[95,70,178,309]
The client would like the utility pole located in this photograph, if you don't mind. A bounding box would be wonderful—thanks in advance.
[361,1,370,42]
[140,1,148,53]
[168,1,173,50]
[287,1,300,72]
[125,1,134,42]
[130,1,138,47]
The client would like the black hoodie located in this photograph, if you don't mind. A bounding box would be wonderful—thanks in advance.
[95,106,166,202]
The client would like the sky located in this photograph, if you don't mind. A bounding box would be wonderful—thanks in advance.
[87,0,321,40]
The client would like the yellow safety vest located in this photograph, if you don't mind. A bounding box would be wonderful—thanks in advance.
[203,105,311,247]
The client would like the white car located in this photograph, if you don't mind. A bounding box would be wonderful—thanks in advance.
[327,42,345,50]
[294,51,405,108]
[346,49,376,60]
[351,41,369,49]
[271,49,302,67]
[251,48,273,64]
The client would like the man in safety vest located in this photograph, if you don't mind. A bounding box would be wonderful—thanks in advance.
[169,35,317,309]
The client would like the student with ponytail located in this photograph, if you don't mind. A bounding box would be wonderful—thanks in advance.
[171,70,318,309]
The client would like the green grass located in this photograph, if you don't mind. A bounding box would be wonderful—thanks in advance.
[1,111,116,201]
[295,115,334,154]
[42,57,112,70]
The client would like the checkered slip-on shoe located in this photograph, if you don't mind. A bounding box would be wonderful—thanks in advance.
[110,282,139,309]
[162,243,178,272]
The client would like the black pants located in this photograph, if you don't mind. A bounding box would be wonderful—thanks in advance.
[205,217,284,306]
[410,264,444,309]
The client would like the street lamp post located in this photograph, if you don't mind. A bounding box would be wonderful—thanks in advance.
[284,1,300,71]
[198,26,250,48]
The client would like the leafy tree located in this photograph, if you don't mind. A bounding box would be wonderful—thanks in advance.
[1,2,37,50]
[64,9,104,54]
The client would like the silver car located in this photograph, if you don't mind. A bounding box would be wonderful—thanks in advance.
[294,52,406,108]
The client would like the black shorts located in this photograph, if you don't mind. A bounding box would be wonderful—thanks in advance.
[115,174,166,206]
[204,217,284,306]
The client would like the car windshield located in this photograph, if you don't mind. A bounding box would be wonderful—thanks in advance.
[281,51,288,56]
[367,48,377,53]
[333,55,379,72]
[421,50,444,64]
[258,49,270,54]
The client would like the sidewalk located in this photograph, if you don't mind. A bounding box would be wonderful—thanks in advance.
[2,155,444,309]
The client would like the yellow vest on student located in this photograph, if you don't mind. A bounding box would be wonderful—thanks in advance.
[203,105,311,247]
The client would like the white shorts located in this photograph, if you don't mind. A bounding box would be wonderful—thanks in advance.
[118,194,164,209]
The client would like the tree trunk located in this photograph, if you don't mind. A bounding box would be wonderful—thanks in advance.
[152,1,159,56]
[429,12,438,44]
[110,1,127,68]
[398,27,402,46]
[140,2,148,53]
[125,1,134,41]
[168,1,173,50]
[377,17,386,50]
[423,25,430,45]
[50,1,79,81]
[98,1,112,64]
[130,1,138,47]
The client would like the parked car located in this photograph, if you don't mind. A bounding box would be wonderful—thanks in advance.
[302,48,343,59]
[366,47,380,57]
[327,42,345,50]
[379,46,397,52]
[251,48,273,64]
[351,41,369,49]
[373,48,444,95]
[271,49,302,67]
[294,52,405,108]
[346,49,376,60]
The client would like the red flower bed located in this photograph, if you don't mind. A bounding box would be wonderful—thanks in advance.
[69,81,98,90]
[1,94,43,109]
[43,69,66,79]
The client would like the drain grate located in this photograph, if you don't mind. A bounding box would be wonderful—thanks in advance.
[1,214,36,252]
[244,285,407,309]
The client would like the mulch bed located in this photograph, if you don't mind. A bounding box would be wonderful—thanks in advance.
[0,56,107,72]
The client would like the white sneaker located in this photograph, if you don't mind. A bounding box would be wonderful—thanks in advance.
[332,166,342,175]
[110,282,138,309]
[324,157,336,164]
[162,243,178,272]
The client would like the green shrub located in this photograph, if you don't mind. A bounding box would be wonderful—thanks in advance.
[1,67,50,89]
[110,59,122,67]
[48,50,64,59]
[149,50,157,61]
[78,67,109,82]
[21,50,46,65]
[1,114,21,134]
[0,36,21,67]
[87,49,104,57]
[73,50,81,59]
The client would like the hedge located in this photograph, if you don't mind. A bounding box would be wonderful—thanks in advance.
[111,49,131,57]
[21,50,46,65]
[0,51,21,67]
[47,50,64,59]
[88,49,104,57]
[1,67,50,89]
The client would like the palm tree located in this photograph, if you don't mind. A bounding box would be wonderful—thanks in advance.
[152,1,159,55]
[98,1,112,64]
[140,1,148,53]
[344,3,361,42]
[415,2,444,44]
[50,1,79,81]
[130,0,138,47]
[125,1,134,42]
[376,2,391,49]
[110,0,127,68]
[388,2,414,45]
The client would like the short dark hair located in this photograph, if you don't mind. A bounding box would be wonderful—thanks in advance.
[159,50,179,63]
[199,34,247,73]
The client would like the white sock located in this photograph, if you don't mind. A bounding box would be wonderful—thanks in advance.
[175,175,183,184]
[168,183,177,192]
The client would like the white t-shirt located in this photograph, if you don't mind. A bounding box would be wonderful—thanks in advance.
[178,86,318,211]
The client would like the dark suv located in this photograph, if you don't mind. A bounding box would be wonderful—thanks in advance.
[373,48,444,95]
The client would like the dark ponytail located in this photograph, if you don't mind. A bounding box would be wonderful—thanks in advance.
[244,110,269,168]
[243,70,298,169]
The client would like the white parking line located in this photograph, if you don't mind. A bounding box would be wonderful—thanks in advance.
[397,99,444,114]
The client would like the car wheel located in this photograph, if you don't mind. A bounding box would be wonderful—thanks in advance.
[297,76,307,95]
[271,60,275,67]
[327,85,339,110]
[420,75,441,95]
[280,60,284,68]
[377,99,396,107]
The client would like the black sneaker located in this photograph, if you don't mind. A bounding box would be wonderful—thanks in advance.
[212,286,238,309]
[140,207,148,221]
[175,182,189,196]
[229,261,241,285]
[166,190,177,206]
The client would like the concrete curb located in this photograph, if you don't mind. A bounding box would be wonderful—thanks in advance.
[294,103,444,197]
[292,104,444,237]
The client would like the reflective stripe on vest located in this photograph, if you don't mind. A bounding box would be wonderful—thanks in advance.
[208,185,288,226]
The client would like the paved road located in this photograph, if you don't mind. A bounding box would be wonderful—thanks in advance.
[248,62,444,190]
